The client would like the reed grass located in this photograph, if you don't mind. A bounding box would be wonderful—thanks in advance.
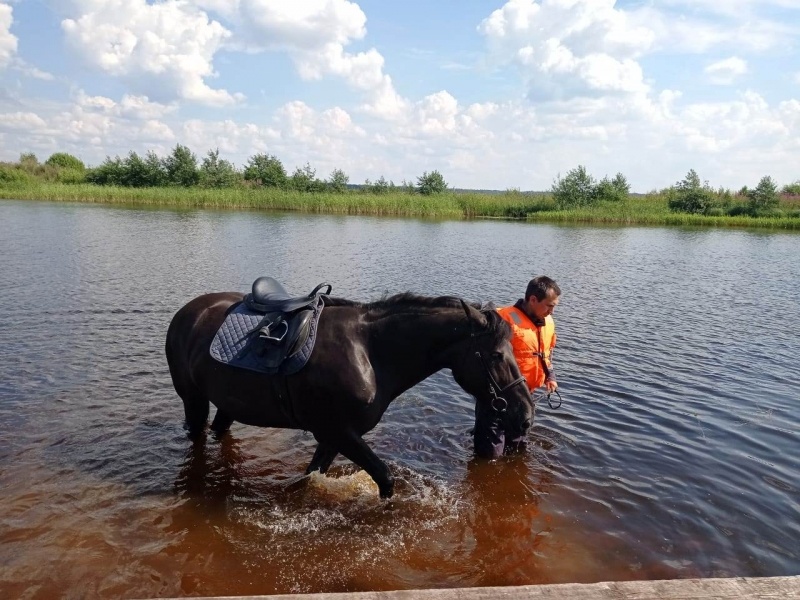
[2,183,799,230]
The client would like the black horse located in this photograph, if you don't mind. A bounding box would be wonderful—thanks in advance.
[165,292,533,498]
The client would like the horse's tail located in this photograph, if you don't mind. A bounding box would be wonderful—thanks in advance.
[165,298,211,434]
[165,307,190,396]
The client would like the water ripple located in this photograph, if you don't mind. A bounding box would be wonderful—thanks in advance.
[1,201,799,597]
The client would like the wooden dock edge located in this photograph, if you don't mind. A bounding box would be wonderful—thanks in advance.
[180,575,799,600]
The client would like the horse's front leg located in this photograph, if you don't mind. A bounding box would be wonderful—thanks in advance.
[316,431,395,498]
[306,443,339,475]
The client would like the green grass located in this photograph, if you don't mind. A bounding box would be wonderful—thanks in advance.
[2,183,800,230]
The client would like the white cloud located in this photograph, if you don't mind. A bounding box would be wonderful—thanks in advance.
[229,0,407,118]
[13,60,54,81]
[705,57,748,85]
[0,111,47,130]
[414,91,459,135]
[479,0,654,99]
[117,95,176,120]
[466,102,499,120]
[173,100,367,173]
[61,0,241,106]
[75,91,175,120]
[359,78,407,119]
[0,2,18,68]
[52,0,407,119]
[629,5,794,54]
[236,0,367,52]
[0,89,182,161]
[275,100,364,143]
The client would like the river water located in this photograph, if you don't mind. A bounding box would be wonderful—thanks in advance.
[0,199,798,599]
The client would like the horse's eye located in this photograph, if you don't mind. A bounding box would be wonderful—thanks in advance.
[491,351,504,361]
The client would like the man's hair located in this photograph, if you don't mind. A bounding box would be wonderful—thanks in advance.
[525,276,561,301]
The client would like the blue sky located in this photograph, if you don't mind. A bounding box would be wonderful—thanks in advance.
[1,0,799,191]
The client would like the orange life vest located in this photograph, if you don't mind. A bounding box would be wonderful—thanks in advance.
[496,305,556,391]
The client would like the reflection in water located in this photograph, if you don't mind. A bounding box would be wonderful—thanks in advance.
[1,201,798,598]
[174,434,247,505]
[460,456,551,587]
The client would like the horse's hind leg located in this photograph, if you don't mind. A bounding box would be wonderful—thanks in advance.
[170,373,208,438]
[181,393,209,438]
[210,409,234,436]
[166,346,209,438]
[306,443,338,475]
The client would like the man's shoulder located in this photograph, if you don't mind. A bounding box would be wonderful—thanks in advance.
[497,305,521,323]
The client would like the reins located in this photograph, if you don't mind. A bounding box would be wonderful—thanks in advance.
[459,300,527,414]
[533,389,563,410]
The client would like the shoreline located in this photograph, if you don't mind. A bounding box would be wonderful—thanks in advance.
[2,185,800,230]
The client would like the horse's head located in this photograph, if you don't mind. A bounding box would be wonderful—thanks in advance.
[451,302,534,449]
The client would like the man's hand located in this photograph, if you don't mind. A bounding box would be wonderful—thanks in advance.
[545,379,558,393]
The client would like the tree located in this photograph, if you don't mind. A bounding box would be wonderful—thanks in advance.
[327,168,349,193]
[611,172,630,195]
[19,152,38,166]
[551,165,597,208]
[400,179,416,194]
[45,152,85,171]
[243,153,287,188]
[416,170,447,195]
[367,175,392,194]
[289,163,326,192]
[0,165,33,184]
[667,169,713,214]
[747,176,779,212]
[121,151,151,187]
[117,151,166,187]
[85,156,125,185]
[199,149,239,188]
[781,181,800,195]
[595,172,630,203]
[163,144,199,187]
[142,150,167,186]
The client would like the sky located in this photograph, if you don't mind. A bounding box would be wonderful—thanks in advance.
[1,0,799,192]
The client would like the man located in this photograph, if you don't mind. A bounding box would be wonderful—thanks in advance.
[474,275,560,458]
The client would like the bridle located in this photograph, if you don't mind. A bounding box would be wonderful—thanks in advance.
[459,300,528,414]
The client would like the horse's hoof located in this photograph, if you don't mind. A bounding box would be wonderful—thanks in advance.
[186,428,207,442]
[210,428,230,441]
[379,478,395,499]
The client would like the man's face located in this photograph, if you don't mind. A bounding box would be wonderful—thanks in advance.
[526,290,560,321]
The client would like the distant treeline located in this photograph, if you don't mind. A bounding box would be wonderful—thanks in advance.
[552,165,800,218]
[2,145,799,219]
[0,146,449,196]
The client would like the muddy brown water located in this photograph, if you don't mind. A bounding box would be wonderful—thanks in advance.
[1,200,798,599]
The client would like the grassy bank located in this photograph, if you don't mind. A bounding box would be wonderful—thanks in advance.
[2,182,800,230]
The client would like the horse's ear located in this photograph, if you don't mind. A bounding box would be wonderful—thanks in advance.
[479,306,497,328]
[471,302,492,329]
[480,306,509,339]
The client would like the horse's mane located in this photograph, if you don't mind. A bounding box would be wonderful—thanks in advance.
[323,293,510,343]
[324,292,472,310]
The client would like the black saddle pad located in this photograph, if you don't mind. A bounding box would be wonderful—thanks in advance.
[209,298,324,375]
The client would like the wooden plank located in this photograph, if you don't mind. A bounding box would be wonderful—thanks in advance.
[184,576,800,600]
